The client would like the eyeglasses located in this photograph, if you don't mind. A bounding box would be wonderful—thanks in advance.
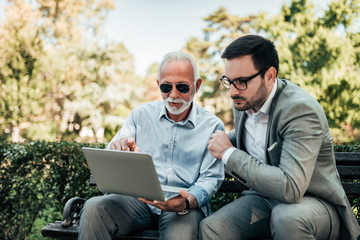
[159,82,194,94]
[220,68,268,91]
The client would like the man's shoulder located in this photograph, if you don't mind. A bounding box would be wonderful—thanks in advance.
[132,100,163,111]
[194,103,216,116]
[278,79,320,105]
[276,79,324,115]
[130,100,163,116]
[194,103,224,126]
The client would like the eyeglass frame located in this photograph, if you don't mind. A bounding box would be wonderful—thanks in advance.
[219,68,269,91]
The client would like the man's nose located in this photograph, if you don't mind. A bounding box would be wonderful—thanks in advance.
[229,83,239,96]
[169,85,180,98]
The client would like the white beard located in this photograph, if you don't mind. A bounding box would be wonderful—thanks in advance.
[164,97,192,115]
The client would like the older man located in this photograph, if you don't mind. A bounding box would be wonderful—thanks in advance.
[78,51,224,240]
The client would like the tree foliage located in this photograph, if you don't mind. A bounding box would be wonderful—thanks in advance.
[185,0,360,143]
[1,0,360,143]
[0,1,46,142]
[42,41,143,143]
[36,0,115,45]
[0,0,146,142]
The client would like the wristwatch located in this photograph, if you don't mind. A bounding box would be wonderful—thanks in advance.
[177,198,190,215]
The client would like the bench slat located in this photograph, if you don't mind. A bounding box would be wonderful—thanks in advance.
[337,166,360,178]
[42,221,78,240]
[335,152,360,164]
[342,182,360,196]
[42,221,159,240]
[218,180,248,192]
[219,181,360,196]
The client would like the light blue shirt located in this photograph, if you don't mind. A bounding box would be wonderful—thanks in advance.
[107,100,225,216]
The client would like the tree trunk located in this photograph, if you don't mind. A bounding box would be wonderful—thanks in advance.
[11,126,20,142]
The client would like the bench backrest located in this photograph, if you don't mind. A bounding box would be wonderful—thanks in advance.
[219,152,360,197]
[334,152,360,196]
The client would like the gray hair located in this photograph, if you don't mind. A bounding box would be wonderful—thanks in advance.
[157,51,200,81]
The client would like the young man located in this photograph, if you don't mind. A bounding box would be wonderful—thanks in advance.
[203,35,360,240]
[78,51,224,240]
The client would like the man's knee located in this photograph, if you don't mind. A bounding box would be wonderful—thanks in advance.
[160,210,203,240]
[199,214,231,240]
[81,196,106,218]
[199,217,212,233]
[162,220,199,240]
[270,204,304,239]
[270,202,322,239]
[271,204,300,227]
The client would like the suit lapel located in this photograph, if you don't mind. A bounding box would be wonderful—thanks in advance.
[237,113,247,151]
[233,105,247,151]
[265,79,286,164]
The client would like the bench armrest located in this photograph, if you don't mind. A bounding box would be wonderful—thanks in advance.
[61,197,87,228]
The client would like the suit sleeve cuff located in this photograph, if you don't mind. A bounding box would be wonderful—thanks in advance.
[222,147,237,165]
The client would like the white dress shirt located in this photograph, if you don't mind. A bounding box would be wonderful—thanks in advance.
[223,79,278,164]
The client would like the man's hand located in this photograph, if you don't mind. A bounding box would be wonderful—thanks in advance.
[138,189,190,212]
[110,137,141,152]
[208,130,234,160]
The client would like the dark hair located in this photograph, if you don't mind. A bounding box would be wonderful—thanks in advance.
[221,35,279,77]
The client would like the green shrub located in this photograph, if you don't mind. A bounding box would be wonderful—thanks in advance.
[0,141,104,240]
[334,144,360,152]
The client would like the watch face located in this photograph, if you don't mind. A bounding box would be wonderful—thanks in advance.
[176,209,190,215]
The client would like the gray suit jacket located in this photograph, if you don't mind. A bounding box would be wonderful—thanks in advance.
[226,79,360,240]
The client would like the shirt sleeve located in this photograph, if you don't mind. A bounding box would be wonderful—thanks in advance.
[222,147,237,165]
[106,112,136,149]
[188,121,225,208]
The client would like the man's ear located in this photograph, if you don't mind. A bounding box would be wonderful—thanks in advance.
[195,78,202,93]
[265,67,277,86]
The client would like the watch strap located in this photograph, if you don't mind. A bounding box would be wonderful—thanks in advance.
[176,198,190,215]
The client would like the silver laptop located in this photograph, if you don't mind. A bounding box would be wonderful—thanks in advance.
[82,147,181,201]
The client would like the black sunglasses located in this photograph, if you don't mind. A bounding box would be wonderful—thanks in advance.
[159,82,194,94]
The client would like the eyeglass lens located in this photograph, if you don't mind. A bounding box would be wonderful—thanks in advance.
[160,83,190,93]
[220,69,266,90]
[225,78,246,90]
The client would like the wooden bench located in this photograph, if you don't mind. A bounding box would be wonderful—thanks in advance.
[42,152,360,239]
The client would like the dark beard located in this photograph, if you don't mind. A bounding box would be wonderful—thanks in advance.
[232,80,268,112]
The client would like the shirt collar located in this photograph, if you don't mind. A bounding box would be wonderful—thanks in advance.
[158,102,196,128]
[246,78,278,116]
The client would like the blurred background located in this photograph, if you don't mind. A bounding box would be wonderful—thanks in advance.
[0,0,359,144]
